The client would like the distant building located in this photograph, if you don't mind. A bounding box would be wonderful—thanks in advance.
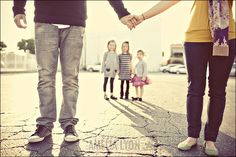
[168,44,184,64]
[0,51,37,71]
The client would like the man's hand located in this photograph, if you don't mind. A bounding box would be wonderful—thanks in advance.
[120,15,137,30]
[14,14,27,28]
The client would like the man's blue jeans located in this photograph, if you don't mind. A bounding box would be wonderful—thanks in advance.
[35,23,85,130]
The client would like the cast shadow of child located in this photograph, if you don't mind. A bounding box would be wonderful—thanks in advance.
[108,99,236,156]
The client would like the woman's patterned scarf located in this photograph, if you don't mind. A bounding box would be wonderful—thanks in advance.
[208,0,230,56]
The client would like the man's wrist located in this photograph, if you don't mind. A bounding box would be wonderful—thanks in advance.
[119,13,130,20]
[13,6,26,17]
[13,12,25,17]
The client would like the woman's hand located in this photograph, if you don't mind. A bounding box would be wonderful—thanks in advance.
[142,77,146,81]
[120,14,137,30]
[133,14,145,26]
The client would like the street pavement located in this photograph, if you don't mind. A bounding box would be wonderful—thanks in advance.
[0,72,235,156]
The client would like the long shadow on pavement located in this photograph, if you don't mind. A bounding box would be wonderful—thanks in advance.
[108,99,235,157]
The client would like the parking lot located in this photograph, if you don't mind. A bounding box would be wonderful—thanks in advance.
[1,72,235,156]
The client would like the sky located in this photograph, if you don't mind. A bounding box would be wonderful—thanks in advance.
[1,1,235,58]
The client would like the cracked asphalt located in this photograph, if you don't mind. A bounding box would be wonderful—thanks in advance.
[1,72,235,156]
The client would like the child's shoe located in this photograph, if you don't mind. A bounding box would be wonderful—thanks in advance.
[104,95,109,101]
[132,97,138,101]
[110,95,117,100]
[138,98,142,101]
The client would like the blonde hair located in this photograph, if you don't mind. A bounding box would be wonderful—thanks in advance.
[107,40,116,52]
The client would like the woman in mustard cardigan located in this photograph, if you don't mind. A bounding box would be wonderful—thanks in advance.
[134,1,235,156]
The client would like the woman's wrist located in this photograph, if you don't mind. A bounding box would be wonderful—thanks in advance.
[141,13,146,21]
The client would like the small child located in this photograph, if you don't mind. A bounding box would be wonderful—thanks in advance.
[101,40,119,101]
[131,50,150,102]
[118,41,132,99]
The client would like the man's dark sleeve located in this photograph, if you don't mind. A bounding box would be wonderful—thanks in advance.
[108,0,130,19]
[12,0,27,17]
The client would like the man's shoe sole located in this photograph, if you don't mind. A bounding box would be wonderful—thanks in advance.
[28,133,51,143]
[64,136,80,142]
[177,142,197,151]
[28,136,47,143]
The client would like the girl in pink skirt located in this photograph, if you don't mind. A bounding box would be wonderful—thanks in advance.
[131,50,151,101]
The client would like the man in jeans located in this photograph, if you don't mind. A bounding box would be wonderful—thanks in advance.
[13,0,136,143]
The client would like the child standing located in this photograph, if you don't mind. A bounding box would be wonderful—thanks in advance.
[131,50,149,102]
[118,41,132,99]
[102,40,119,101]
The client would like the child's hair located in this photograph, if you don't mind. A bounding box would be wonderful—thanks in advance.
[122,41,130,54]
[137,50,145,56]
[107,40,116,52]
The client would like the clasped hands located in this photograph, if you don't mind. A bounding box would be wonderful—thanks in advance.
[120,14,145,30]
[14,14,145,29]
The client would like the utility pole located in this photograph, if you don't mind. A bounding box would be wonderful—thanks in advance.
[83,32,87,70]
